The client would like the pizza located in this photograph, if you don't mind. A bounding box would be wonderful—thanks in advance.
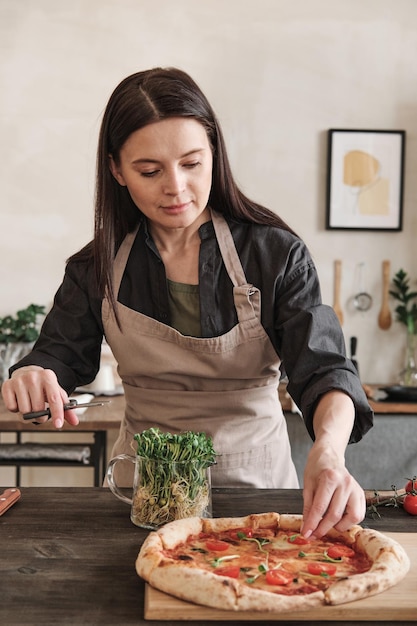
[136,512,410,613]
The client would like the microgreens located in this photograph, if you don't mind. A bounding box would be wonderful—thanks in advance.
[132,428,216,526]
[211,554,239,568]
[298,550,341,563]
[245,561,281,584]
[238,535,270,554]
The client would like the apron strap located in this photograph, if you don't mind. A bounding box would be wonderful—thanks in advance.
[210,209,261,322]
[105,214,260,325]
[112,228,139,295]
[102,227,139,325]
[210,209,247,287]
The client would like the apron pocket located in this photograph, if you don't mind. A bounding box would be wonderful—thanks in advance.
[211,444,274,488]
[212,442,299,489]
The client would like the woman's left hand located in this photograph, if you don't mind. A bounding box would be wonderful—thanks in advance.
[301,438,366,538]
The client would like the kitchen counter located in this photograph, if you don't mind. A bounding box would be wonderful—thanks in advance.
[280,382,417,415]
[0,395,125,486]
[0,487,415,626]
[1,385,416,489]
[283,383,417,490]
[363,384,417,414]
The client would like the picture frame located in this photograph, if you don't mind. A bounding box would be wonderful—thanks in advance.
[326,129,406,231]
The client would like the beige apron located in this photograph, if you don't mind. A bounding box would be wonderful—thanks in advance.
[103,210,298,489]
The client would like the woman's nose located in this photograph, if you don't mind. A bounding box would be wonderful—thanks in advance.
[162,168,186,195]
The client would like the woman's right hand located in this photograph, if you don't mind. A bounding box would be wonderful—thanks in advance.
[1,366,79,429]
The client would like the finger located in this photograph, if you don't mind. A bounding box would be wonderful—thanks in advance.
[307,489,347,538]
[64,408,80,426]
[333,489,366,532]
[42,371,68,429]
[304,479,366,538]
[6,369,48,415]
[301,474,335,537]
[1,379,19,411]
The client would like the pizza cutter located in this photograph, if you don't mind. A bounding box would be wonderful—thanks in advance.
[22,398,110,421]
[0,488,21,516]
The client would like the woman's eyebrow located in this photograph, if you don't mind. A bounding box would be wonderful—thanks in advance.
[131,148,205,165]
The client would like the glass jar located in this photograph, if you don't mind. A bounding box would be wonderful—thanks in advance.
[107,453,213,529]
[398,329,417,387]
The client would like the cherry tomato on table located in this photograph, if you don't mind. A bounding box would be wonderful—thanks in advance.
[403,494,417,516]
[405,478,417,494]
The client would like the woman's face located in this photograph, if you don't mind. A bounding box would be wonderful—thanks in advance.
[110,117,213,232]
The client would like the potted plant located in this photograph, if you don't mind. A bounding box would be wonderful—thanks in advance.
[390,270,417,387]
[0,304,45,385]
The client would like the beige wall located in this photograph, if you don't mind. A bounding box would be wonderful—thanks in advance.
[1,0,417,386]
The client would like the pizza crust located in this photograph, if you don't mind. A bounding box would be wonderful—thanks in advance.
[136,512,410,613]
[141,555,326,612]
[325,528,411,605]
[202,512,280,534]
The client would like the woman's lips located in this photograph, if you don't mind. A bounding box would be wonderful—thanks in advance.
[161,202,190,214]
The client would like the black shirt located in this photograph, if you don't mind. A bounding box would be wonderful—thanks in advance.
[13,217,373,442]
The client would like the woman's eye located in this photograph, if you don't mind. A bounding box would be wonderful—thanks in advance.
[183,161,200,169]
[140,170,159,178]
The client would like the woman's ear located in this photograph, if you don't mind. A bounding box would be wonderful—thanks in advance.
[109,155,127,186]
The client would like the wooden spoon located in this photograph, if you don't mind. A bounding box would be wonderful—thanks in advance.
[333,260,344,325]
[378,260,392,330]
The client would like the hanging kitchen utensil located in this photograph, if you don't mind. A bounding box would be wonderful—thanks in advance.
[378,259,392,330]
[350,336,359,377]
[333,259,344,325]
[354,262,372,311]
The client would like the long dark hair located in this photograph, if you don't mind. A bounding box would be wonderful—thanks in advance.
[73,67,295,310]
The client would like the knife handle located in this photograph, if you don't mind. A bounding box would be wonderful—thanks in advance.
[0,488,21,516]
[23,408,52,420]
[23,399,78,420]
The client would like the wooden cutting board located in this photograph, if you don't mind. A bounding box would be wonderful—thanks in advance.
[144,532,417,621]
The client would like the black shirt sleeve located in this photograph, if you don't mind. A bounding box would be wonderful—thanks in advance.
[270,238,373,443]
[10,258,104,394]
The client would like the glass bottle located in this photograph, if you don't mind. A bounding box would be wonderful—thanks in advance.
[398,328,417,387]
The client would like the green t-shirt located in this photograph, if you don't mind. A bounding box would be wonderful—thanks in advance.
[167,279,201,337]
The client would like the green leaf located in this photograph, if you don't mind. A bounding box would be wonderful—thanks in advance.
[390,270,417,328]
[0,304,45,344]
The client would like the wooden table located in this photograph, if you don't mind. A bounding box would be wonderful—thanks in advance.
[0,487,415,626]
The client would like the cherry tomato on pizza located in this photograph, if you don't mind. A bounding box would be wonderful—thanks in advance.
[288,534,310,545]
[214,565,240,578]
[227,527,254,540]
[205,539,230,551]
[307,562,337,576]
[265,569,294,585]
[326,544,355,559]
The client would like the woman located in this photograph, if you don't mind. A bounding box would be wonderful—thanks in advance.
[2,67,373,538]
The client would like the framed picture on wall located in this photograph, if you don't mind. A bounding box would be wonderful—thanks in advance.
[326,129,405,231]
